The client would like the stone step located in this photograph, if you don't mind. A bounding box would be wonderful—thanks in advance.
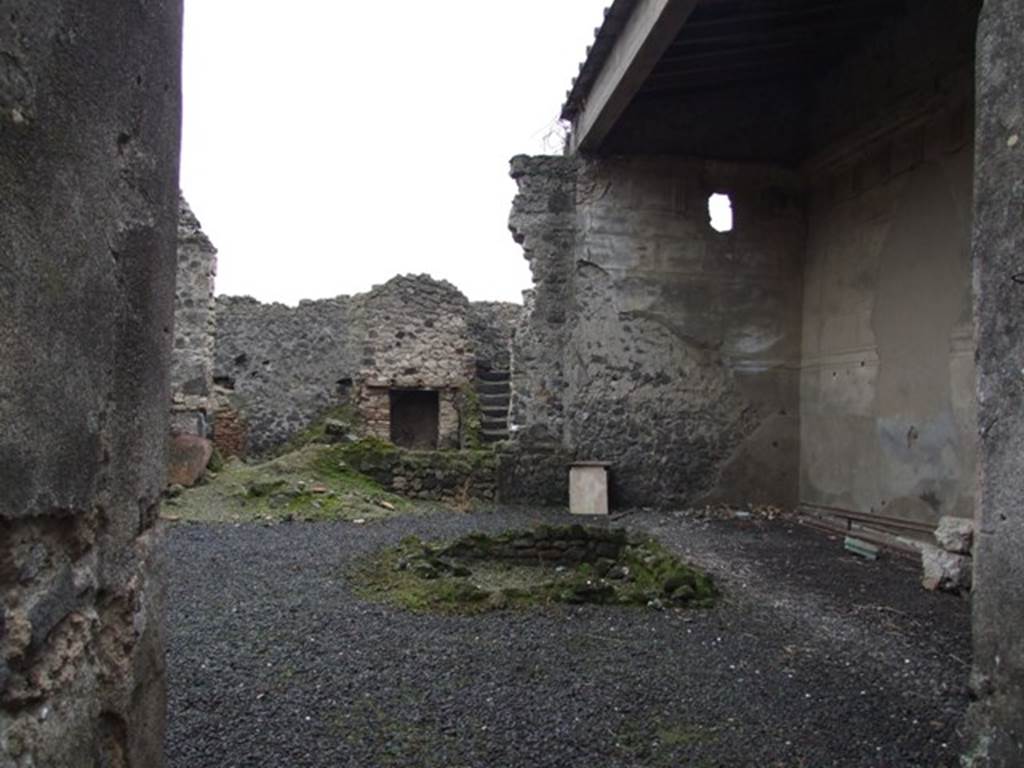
[479,392,510,406]
[481,429,509,443]
[476,369,511,383]
[476,380,511,396]
[481,405,508,417]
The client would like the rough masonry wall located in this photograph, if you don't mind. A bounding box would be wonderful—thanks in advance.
[966,0,1024,762]
[0,2,181,765]
[507,156,576,443]
[214,295,357,456]
[567,158,804,507]
[356,275,476,449]
[214,275,517,456]
[357,275,476,387]
[501,156,578,505]
[466,301,521,371]
[170,195,217,437]
[799,0,979,531]
[506,155,804,508]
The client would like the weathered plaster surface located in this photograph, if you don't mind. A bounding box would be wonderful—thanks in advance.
[510,0,981,521]
[568,157,804,507]
[798,0,979,530]
[506,155,803,507]
[965,0,1024,762]
[0,1,181,763]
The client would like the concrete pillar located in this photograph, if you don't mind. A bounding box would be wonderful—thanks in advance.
[0,2,182,764]
[966,0,1024,764]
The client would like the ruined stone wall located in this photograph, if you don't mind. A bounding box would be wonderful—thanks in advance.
[170,195,217,438]
[507,156,576,443]
[799,0,979,532]
[343,446,498,502]
[966,0,1024,762]
[501,156,578,505]
[0,2,181,764]
[214,275,515,456]
[357,275,475,387]
[466,301,521,371]
[567,158,805,508]
[505,155,804,508]
[213,295,357,456]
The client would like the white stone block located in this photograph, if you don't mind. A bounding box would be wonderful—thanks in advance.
[569,462,610,516]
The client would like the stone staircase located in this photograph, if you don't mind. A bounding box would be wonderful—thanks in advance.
[475,369,511,444]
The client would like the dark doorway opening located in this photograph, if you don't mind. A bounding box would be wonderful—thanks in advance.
[389,389,439,449]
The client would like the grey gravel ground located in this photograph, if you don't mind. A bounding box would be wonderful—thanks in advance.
[165,507,971,767]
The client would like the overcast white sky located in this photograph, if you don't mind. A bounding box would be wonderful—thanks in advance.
[180,2,610,306]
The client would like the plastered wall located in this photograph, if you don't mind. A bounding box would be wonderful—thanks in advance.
[798,0,979,528]
[506,155,805,508]
[568,157,805,507]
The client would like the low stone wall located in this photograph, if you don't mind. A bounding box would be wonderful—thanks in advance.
[339,440,497,502]
[496,439,571,507]
[441,525,627,565]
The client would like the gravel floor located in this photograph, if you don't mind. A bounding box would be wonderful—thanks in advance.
[165,507,971,767]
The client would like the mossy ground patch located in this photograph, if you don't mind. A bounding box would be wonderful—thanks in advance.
[164,444,413,524]
[350,525,717,614]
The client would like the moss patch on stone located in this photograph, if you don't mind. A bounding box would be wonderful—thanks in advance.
[350,525,716,615]
[275,404,362,456]
[457,384,484,450]
[336,438,498,502]
[334,436,401,471]
[164,444,411,524]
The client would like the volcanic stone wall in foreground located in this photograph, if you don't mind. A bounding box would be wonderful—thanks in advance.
[0,3,181,764]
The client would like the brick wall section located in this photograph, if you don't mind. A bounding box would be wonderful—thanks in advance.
[210,395,248,459]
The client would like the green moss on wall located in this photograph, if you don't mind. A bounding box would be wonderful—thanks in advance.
[458,384,483,450]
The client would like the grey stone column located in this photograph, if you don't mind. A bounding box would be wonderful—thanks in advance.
[0,2,182,765]
[966,0,1024,764]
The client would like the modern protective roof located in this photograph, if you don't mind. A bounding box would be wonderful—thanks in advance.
[561,0,902,122]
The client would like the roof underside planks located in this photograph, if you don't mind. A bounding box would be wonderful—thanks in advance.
[563,0,904,152]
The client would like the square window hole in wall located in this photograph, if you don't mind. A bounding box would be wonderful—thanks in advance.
[389,389,439,449]
[708,192,734,233]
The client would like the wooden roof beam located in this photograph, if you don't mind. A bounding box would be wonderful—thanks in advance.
[569,0,700,154]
